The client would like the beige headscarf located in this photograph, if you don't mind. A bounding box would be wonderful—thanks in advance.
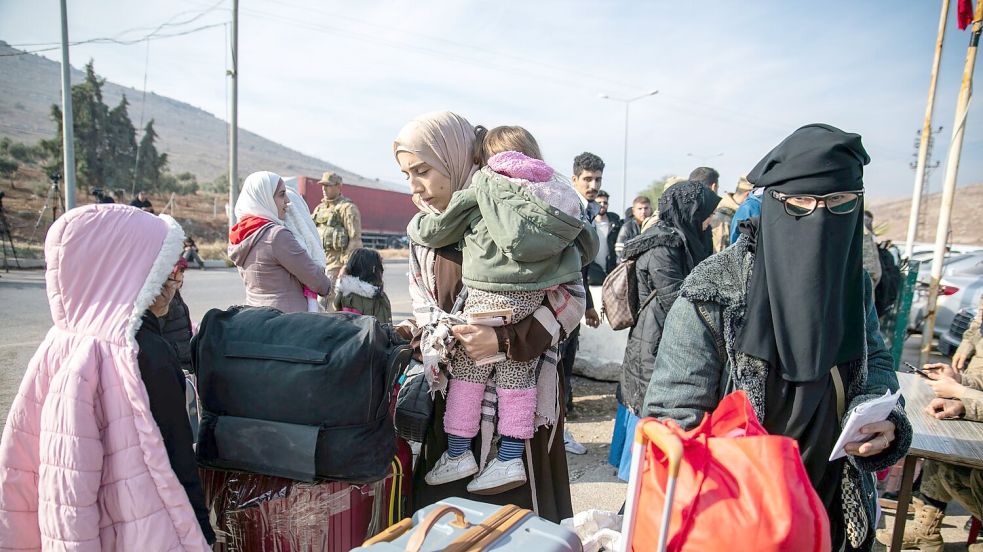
[393,111,480,212]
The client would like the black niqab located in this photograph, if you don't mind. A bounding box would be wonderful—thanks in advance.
[657,180,720,270]
[736,123,869,383]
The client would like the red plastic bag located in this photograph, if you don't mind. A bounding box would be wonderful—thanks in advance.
[630,391,831,552]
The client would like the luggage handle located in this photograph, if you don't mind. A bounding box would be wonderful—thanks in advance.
[620,419,684,552]
[405,505,471,552]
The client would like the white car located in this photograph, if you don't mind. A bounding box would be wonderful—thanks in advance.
[908,251,983,337]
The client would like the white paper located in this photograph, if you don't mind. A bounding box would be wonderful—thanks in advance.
[829,389,902,461]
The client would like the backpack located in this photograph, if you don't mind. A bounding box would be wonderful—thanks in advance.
[874,243,901,318]
[192,306,411,483]
[601,259,659,331]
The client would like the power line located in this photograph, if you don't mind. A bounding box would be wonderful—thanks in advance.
[8,0,226,49]
[0,22,227,57]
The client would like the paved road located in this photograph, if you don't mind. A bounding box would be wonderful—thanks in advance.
[0,263,414,425]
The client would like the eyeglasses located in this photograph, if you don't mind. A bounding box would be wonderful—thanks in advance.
[769,190,864,217]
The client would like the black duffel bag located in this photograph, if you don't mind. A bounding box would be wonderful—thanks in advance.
[192,306,411,483]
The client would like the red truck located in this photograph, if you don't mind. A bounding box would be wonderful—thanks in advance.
[288,176,418,249]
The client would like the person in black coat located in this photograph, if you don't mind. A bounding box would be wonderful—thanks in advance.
[138,264,215,544]
[609,181,719,479]
[161,289,194,373]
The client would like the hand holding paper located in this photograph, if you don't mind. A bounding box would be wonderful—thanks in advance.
[829,389,901,461]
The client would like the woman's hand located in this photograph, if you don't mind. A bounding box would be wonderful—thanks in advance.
[925,376,966,400]
[844,420,896,457]
[451,324,499,360]
[925,398,966,419]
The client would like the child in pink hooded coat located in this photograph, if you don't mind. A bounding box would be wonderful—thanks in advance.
[0,205,212,551]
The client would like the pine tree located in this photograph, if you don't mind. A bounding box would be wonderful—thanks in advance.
[106,95,137,190]
[135,120,167,192]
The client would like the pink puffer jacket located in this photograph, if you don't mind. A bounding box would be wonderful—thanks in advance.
[0,204,210,551]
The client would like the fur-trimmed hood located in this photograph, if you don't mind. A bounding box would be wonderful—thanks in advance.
[622,224,683,262]
[44,204,186,348]
[335,274,380,299]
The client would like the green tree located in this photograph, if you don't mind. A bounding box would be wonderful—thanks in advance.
[0,156,18,188]
[134,119,167,192]
[40,61,156,193]
[70,61,111,190]
[105,95,137,190]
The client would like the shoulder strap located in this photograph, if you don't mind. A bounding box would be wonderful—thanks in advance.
[830,366,846,421]
[694,302,726,365]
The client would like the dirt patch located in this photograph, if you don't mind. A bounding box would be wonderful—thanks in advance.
[565,376,627,514]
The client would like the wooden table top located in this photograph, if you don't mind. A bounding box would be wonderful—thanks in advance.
[899,372,983,470]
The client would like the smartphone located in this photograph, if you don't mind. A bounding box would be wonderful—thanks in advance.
[902,361,932,379]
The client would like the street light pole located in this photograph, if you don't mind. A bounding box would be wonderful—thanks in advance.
[600,90,659,214]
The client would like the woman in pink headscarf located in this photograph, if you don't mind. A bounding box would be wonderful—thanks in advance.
[0,204,212,550]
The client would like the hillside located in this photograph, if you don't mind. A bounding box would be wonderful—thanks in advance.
[0,41,403,192]
[868,183,983,246]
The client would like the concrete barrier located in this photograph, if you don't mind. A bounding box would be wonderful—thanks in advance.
[572,286,628,382]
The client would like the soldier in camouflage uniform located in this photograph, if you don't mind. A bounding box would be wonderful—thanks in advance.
[311,171,363,308]
[876,358,983,551]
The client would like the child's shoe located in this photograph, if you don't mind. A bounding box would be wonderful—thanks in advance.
[466,458,527,495]
[424,450,479,486]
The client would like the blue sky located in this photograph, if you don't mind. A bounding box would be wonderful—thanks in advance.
[1,0,980,209]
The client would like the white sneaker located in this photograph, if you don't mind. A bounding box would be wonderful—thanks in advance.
[424,451,479,486]
[564,429,587,455]
[467,458,527,495]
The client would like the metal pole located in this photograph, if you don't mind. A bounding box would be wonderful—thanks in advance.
[919,1,981,365]
[228,0,239,229]
[904,0,949,259]
[622,102,629,215]
[59,0,76,210]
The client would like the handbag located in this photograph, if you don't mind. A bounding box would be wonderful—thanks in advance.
[394,360,433,443]
[623,390,831,552]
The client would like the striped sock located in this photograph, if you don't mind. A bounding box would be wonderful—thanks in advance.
[447,434,471,458]
[498,436,525,462]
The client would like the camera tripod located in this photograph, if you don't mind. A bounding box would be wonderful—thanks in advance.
[0,193,20,272]
[29,178,65,244]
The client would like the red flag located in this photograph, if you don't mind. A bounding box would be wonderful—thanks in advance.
[958,0,975,30]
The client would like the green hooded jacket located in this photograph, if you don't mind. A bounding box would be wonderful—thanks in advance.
[407,167,599,292]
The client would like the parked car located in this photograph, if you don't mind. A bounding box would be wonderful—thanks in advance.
[938,307,978,357]
[909,251,983,337]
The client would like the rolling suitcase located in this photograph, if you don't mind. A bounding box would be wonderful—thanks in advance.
[355,497,582,551]
[201,467,376,552]
[379,437,413,528]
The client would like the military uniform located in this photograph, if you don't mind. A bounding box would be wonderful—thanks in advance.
[955,296,983,373]
[312,194,363,272]
[919,366,983,519]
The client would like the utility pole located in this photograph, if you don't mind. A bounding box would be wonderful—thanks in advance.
[59,0,76,210]
[904,0,949,259]
[228,0,239,228]
[909,127,942,240]
[918,0,982,366]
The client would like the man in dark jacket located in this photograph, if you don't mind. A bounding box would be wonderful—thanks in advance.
[139,265,215,544]
[588,190,621,283]
[615,195,652,262]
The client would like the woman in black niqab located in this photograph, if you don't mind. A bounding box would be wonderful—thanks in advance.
[735,123,871,545]
[657,180,720,271]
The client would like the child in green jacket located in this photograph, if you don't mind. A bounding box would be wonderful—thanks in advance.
[333,248,392,324]
[412,126,597,494]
